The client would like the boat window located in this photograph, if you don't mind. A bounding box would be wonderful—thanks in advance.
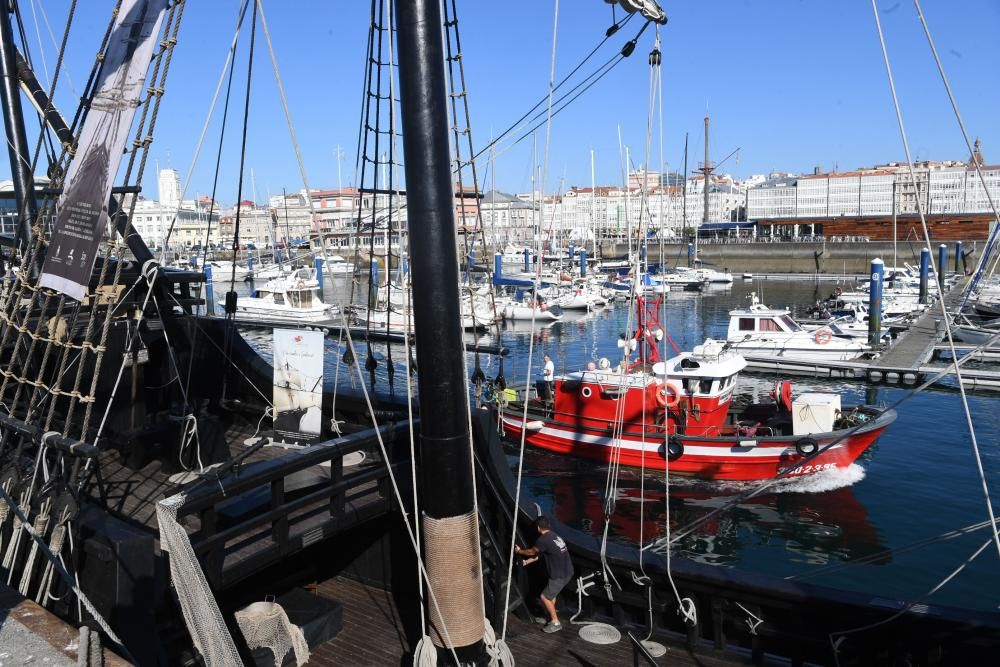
[738,317,755,331]
[288,292,299,307]
[274,293,285,305]
[301,291,314,307]
[759,318,782,332]
[780,315,802,331]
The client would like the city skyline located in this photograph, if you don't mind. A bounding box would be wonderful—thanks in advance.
[4,1,998,204]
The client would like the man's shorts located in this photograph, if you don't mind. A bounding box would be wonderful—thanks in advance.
[542,575,572,600]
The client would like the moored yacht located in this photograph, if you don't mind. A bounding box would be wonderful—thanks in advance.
[224,267,338,323]
[726,295,871,361]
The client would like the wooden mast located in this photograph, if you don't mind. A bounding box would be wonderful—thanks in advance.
[394,0,486,661]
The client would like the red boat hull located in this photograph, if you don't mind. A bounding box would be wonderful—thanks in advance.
[496,408,896,481]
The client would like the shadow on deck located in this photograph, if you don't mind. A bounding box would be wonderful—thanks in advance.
[308,577,746,667]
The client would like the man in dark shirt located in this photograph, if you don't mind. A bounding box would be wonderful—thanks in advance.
[515,516,574,633]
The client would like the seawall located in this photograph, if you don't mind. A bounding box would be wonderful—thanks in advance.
[598,241,982,274]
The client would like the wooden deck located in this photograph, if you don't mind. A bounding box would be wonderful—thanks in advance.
[95,416,297,531]
[308,577,747,667]
[873,280,967,370]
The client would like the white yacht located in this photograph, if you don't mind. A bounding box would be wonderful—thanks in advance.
[224,268,338,323]
[205,260,250,282]
[726,295,870,361]
[323,253,356,274]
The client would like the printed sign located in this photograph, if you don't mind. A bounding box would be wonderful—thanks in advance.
[272,329,324,437]
[39,0,168,300]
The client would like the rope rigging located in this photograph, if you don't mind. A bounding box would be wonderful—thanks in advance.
[0,2,188,661]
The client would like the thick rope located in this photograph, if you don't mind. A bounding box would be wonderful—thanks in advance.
[0,482,134,663]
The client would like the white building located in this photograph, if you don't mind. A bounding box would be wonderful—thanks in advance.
[747,161,1000,220]
[157,168,180,209]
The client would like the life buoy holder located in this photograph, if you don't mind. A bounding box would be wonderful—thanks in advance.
[814,328,833,345]
[795,437,819,457]
[655,380,682,409]
[580,385,592,399]
[833,286,843,296]
[667,435,684,461]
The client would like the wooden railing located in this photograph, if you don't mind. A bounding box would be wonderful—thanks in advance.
[175,421,410,589]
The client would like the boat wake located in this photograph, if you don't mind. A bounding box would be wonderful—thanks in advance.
[768,463,866,494]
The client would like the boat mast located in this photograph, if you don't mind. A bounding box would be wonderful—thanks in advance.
[393,0,485,660]
[0,0,39,251]
[590,147,596,259]
[682,131,688,261]
[697,114,712,264]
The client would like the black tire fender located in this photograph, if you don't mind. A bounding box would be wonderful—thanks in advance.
[667,435,684,462]
[795,437,819,457]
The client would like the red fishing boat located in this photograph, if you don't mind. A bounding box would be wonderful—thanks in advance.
[495,296,896,481]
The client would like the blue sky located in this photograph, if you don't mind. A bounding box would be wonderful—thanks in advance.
[9,0,1000,202]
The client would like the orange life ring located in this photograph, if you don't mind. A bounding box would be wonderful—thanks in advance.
[655,380,682,409]
[815,328,833,345]
[833,286,843,296]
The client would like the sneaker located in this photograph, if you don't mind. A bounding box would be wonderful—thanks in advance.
[542,622,563,634]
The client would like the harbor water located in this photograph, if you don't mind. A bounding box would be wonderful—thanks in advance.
[235,274,1000,613]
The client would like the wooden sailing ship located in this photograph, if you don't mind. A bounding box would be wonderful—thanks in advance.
[0,1,994,665]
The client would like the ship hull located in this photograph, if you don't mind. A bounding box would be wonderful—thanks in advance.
[496,406,895,481]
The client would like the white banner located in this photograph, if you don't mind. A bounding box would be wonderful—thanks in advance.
[273,329,324,437]
[39,0,169,300]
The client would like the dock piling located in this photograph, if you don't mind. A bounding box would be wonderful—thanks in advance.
[314,256,324,291]
[918,247,929,305]
[205,265,214,315]
[369,258,379,308]
[493,252,502,285]
[868,258,883,346]
[937,244,947,288]
[580,249,587,278]
[523,247,530,273]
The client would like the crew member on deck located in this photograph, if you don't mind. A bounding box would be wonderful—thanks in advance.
[515,516,573,633]
[542,354,555,398]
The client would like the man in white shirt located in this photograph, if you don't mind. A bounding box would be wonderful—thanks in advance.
[542,354,555,400]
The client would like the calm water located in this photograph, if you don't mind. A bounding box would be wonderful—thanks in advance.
[236,274,1000,612]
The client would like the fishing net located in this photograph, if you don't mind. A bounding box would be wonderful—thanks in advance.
[235,600,310,667]
[156,494,242,666]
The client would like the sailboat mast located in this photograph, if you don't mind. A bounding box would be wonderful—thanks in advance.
[682,131,688,261]
[590,148,596,258]
[0,0,39,250]
[393,0,485,660]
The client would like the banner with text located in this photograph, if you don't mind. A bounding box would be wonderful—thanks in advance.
[38,0,168,300]
[273,329,324,438]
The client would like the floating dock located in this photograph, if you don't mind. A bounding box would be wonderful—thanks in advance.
[742,280,1000,391]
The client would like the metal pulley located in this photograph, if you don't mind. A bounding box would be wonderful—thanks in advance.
[604,0,668,25]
